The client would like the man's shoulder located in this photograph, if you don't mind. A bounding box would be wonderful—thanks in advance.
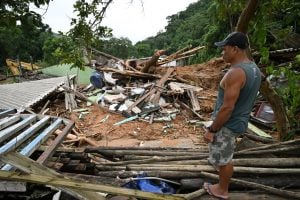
[227,67,245,77]
[223,67,246,87]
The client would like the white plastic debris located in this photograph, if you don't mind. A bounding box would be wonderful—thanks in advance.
[131,88,145,95]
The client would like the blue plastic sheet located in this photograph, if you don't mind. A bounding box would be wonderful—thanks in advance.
[123,173,176,194]
[90,71,104,88]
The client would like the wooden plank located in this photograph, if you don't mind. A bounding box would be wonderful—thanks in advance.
[187,89,200,111]
[0,152,106,200]
[248,122,272,138]
[177,100,206,120]
[244,132,276,143]
[126,88,153,112]
[38,100,50,114]
[150,68,175,104]
[0,170,184,200]
[45,161,64,171]
[36,120,74,164]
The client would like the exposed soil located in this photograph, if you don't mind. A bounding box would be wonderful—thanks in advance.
[44,58,229,147]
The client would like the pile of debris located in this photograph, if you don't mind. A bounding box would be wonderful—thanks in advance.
[85,46,216,121]
[1,45,299,199]
[17,137,300,199]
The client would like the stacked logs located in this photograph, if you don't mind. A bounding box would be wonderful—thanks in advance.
[83,138,300,199]
[40,138,300,199]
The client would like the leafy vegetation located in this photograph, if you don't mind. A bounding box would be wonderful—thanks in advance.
[0,0,299,135]
[267,65,300,129]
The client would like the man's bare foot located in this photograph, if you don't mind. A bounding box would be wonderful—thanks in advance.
[203,182,229,199]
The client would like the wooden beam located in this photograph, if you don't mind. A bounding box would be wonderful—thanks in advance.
[149,68,175,104]
[0,152,106,200]
[247,122,272,138]
[187,89,200,111]
[0,171,184,200]
[37,120,74,164]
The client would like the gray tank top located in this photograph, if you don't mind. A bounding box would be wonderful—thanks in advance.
[212,62,261,134]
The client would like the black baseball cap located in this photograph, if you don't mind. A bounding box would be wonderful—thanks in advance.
[214,32,249,49]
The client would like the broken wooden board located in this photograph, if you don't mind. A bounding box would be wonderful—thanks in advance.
[187,89,200,112]
[168,82,203,94]
[247,122,272,138]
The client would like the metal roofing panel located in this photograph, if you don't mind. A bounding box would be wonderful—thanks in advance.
[0,76,70,112]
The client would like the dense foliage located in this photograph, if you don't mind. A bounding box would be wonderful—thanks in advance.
[135,0,300,64]
[1,0,299,66]
[0,0,113,69]
[0,0,52,68]
[0,0,299,133]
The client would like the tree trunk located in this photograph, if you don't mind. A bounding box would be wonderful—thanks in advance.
[260,81,290,140]
[235,0,290,141]
[235,0,259,33]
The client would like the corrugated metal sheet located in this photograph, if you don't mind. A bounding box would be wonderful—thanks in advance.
[0,76,70,112]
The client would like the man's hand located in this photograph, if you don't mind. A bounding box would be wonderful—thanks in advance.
[204,129,214,143]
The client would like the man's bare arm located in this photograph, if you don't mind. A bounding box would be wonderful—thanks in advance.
[209,67,245,132]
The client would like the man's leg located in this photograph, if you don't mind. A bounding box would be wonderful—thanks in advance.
[205,127,235,198]
[219,161,233,193]
[205,162,232,197]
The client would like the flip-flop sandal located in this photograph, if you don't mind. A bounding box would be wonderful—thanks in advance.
[203,182,229,200]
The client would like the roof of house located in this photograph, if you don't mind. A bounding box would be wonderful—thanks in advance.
[0,76,69,112]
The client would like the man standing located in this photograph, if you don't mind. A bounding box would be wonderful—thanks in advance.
[203,32,262,199]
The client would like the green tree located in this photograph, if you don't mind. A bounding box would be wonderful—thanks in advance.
[94,37,134,59]
[0,0,51,27]
[42,35,77,66]
[133,43,152,58]
[0,13,52,67]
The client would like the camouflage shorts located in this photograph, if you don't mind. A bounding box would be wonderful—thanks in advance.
[208,127,236,166]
